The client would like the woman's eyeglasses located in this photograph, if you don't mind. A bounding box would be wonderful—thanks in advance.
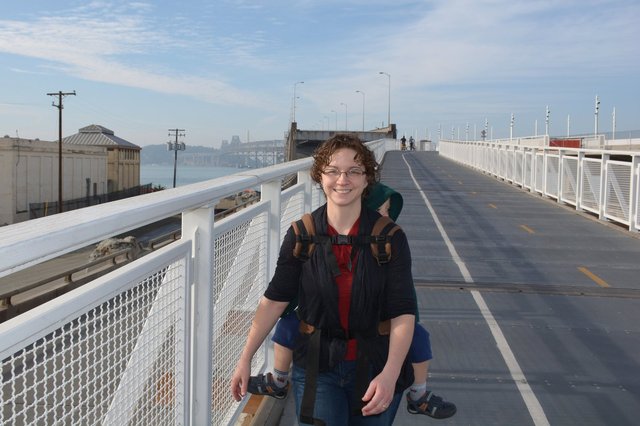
[322,167,365,179]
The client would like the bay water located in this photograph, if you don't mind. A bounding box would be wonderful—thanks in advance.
[141,165,251,189]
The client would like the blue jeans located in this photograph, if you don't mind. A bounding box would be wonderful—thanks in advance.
[291,360,403,426]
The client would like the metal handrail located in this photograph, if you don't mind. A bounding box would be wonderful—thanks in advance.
[439,139,640,232]
[0,248,135,300]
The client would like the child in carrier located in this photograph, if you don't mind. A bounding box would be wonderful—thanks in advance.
[246,182,457,419]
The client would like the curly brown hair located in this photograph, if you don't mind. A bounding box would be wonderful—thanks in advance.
[310,134,379,187]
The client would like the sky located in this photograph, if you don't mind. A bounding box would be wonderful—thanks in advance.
[0,0,639,148]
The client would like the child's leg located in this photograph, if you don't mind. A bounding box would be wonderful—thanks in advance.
[411,360,430,385]
[408,323,433,399]
[248,311,299,398]
[406,323,457,419]
[273,341,293,372]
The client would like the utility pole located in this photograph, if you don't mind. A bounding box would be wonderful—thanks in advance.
[47,90,76,213]
[167,129,186,188]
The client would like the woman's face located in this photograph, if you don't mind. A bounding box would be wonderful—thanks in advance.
[321,148,368,209]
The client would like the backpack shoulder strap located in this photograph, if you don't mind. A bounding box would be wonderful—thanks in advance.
[370,216,401,265]
[292,213,401,264]
[292,213,316,260]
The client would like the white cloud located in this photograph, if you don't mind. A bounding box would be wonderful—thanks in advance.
[1,0,638,142]
[0,4,269,107]
[354,0,640,88]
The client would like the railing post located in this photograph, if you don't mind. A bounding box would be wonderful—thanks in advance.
[183,205,216,426]
[522,148,528,189]
[599,153,610,220]
[542,148,549,198]
[512,145,517,184]
[261,180,283,281]
[629,156,639,232]
[576,151,585,212]
[260,179,283,370]
[558,149,564,204]
[529,148,534,191]
[298,170,313,212]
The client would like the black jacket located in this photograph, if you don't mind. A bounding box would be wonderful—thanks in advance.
[265,203,417,384]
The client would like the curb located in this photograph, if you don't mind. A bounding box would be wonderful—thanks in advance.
[236,393,287,426]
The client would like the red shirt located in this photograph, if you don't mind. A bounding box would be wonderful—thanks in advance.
[328,218,360,360]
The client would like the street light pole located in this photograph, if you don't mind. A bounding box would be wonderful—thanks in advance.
[331,110,338,131]
[545,105,550,136]
[340,102,348,130]
[510,113,515,141]
[356,90,365,131]
[484,118,489,141]
[594,95,600,138]
[612,107,616,140]
[379,71,390,127]
[293,81,304,122]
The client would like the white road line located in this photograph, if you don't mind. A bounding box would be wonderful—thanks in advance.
[402,154,550,426]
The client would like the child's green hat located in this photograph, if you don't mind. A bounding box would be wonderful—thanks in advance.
[365,182,403,221]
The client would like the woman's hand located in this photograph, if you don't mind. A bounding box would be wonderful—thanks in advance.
[230,357,251,402]
[360,368,397,416]
[361,314,415,415]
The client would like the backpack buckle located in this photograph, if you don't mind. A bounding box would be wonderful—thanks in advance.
[333,235,352,245]
[376,251,390,264]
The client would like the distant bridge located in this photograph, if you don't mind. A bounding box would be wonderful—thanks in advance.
[217,139,285,167]
[285,122,397,160]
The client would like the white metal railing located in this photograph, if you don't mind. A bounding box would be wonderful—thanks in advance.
[439,139,640,232]
[0,139,393,425]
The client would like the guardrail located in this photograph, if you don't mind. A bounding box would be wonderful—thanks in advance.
[439,139,640,232]
[0,195,260,321]
[0,247,141,322]
[0,139,392,426]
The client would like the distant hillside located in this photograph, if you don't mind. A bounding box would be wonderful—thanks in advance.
[140,144,217,165]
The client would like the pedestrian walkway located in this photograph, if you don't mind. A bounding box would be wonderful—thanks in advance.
[275,150,640,425]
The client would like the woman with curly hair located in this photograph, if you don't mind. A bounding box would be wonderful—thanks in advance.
[231,134,416,425]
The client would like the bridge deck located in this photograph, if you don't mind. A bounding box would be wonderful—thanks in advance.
[279,150,640,425]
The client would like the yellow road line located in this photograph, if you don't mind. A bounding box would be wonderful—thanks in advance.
[520,225,535,234]
[488,203,497,209]
[578,266,610,288]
